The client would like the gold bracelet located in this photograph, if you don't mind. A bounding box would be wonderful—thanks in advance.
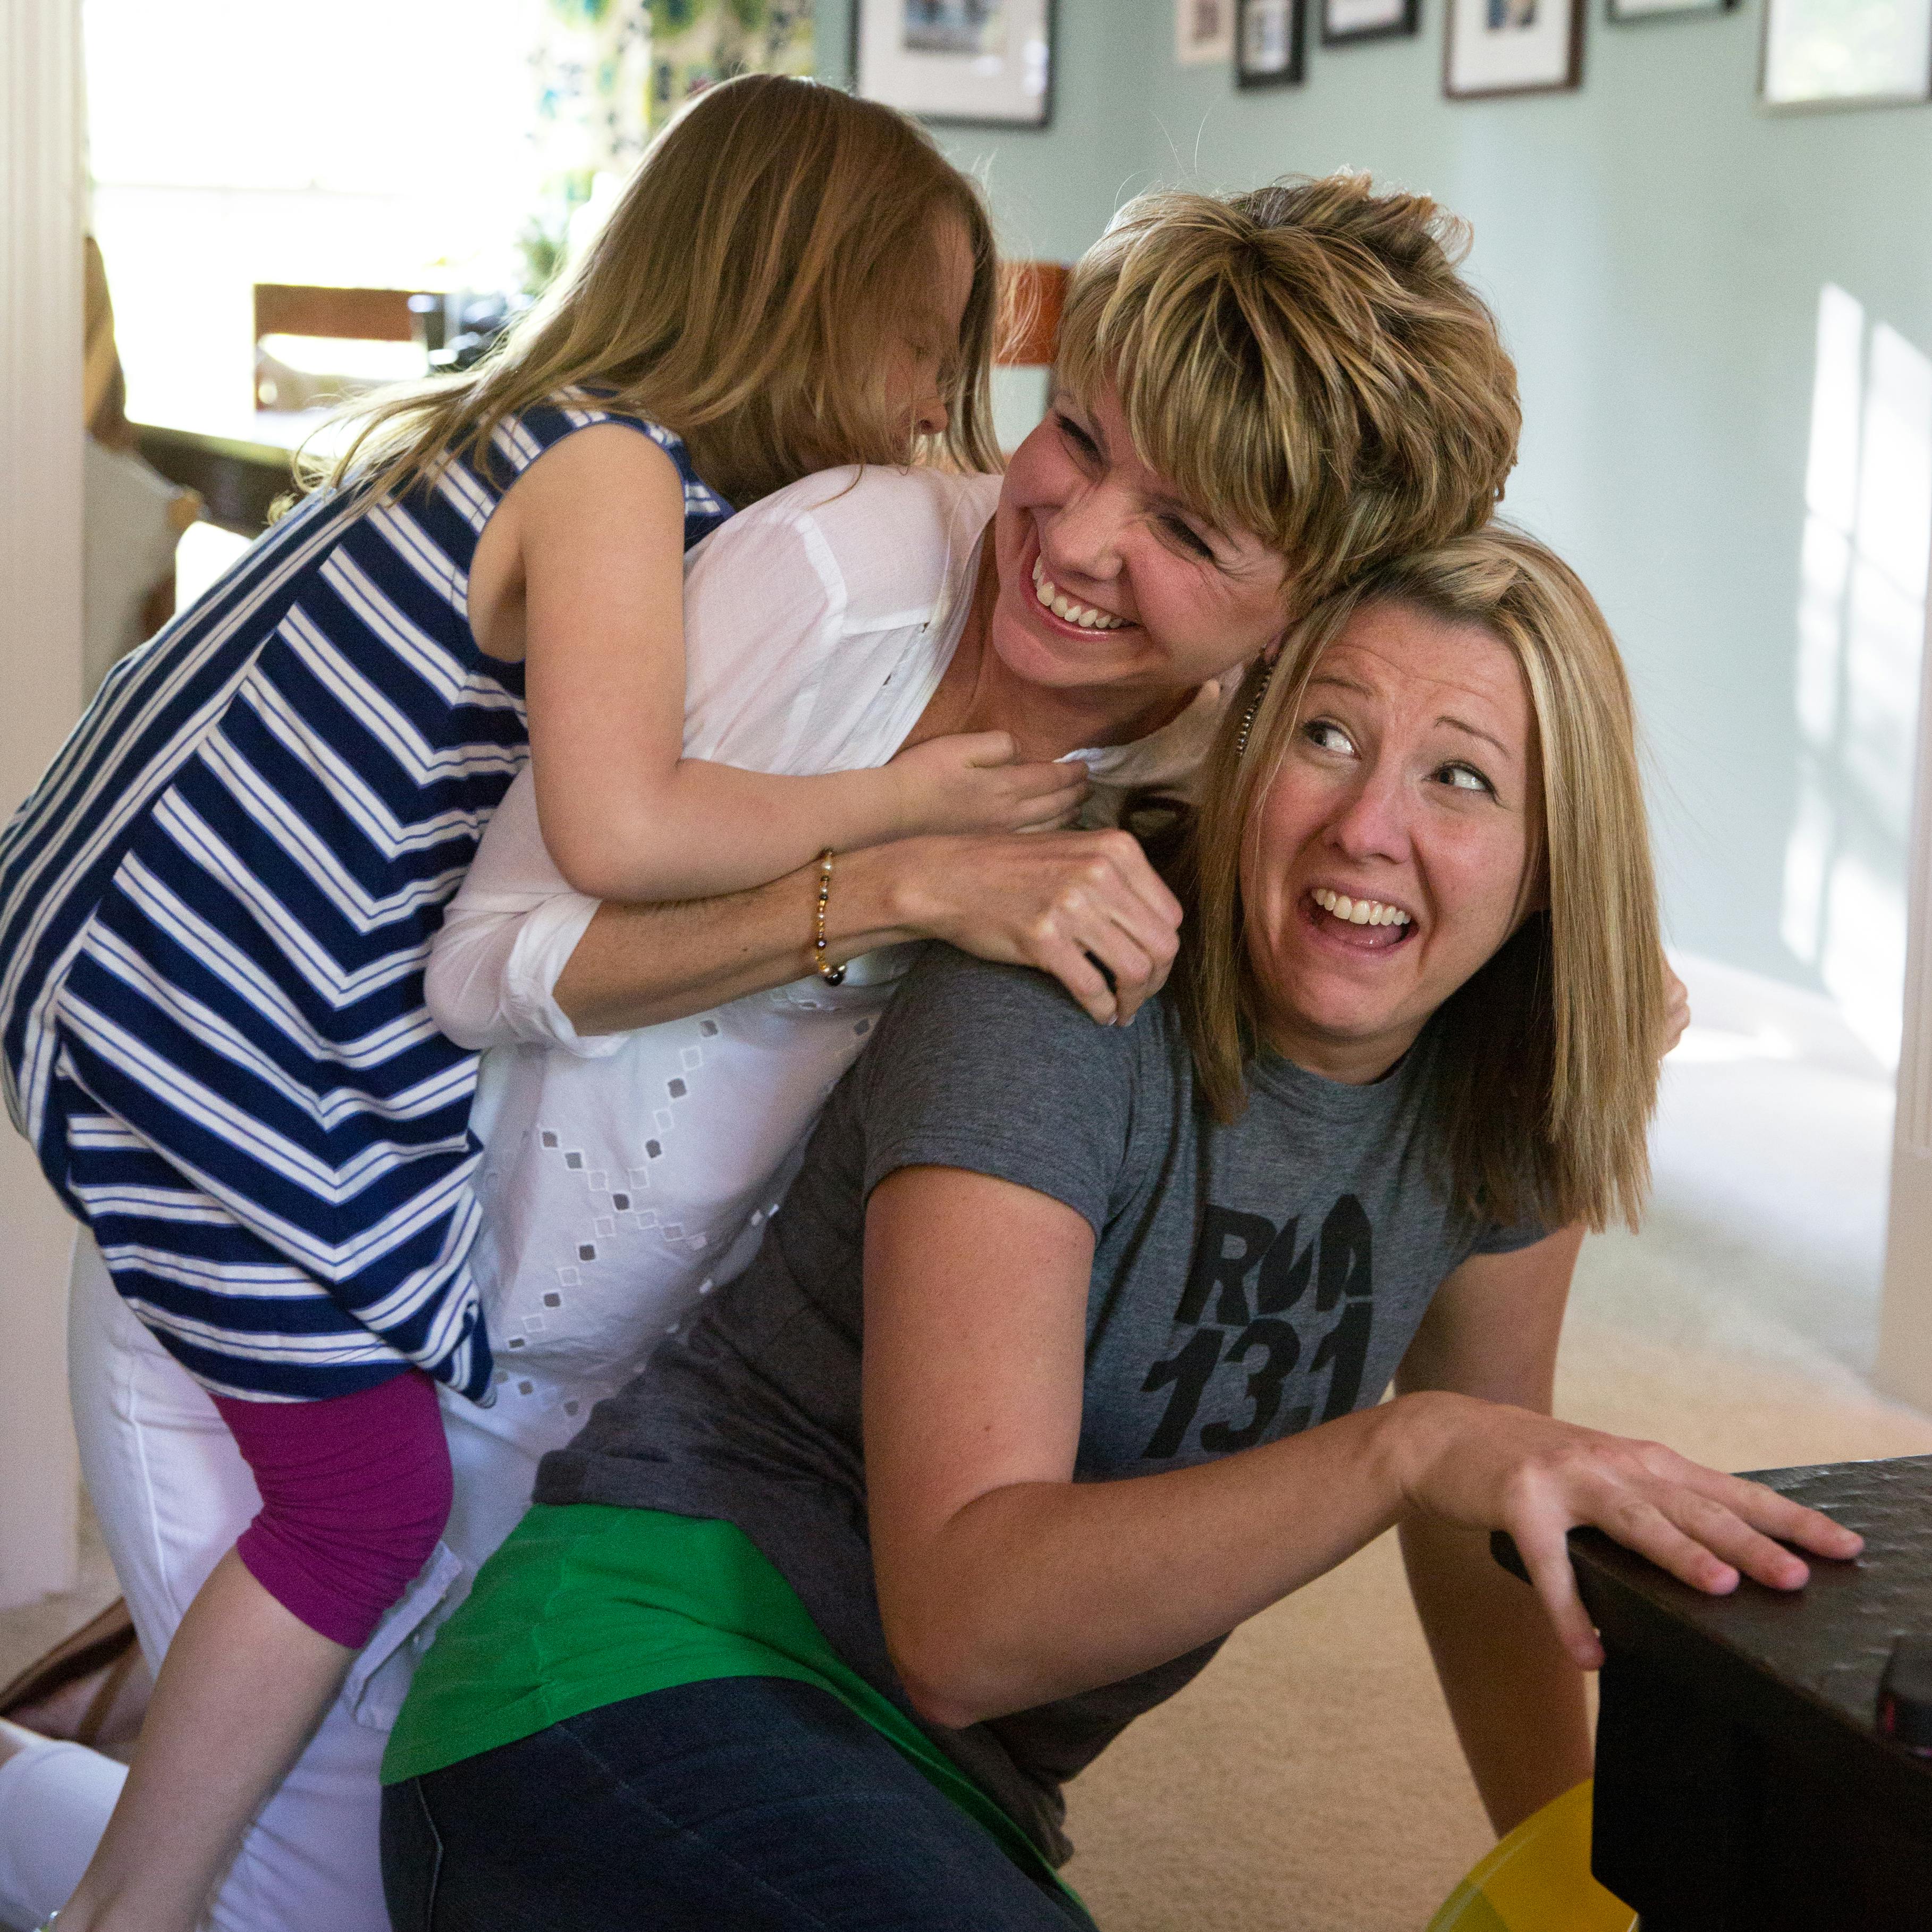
[813,848,846,986]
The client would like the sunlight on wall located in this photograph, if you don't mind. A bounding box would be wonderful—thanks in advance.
[1783,284,1932,1070]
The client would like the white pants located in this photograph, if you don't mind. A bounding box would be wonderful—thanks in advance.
[0,1234,545,1932]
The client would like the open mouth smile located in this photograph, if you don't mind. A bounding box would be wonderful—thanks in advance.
[1304,887,1417,952]
[1031,556,1130,634]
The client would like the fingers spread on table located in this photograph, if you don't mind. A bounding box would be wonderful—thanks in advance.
[1515,1518,1605,1671]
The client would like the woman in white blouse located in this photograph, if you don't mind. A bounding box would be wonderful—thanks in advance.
[423,178,1528,1562]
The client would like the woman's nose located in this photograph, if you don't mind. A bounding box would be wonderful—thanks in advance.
[915,391,950,439]
[1326,767,1413,864]
[1039,484,1125,586]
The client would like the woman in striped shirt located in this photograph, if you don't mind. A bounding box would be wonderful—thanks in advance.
[0,76,1080,1932]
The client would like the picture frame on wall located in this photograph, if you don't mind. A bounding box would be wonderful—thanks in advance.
[1176,0,1238,63]
[1607,0,1731,22]
[1443,0,1582,95]
[1759,0,1932,107]
[1323,0,1419,47]
[853,1,1055,127]
[1237,0,1307,82]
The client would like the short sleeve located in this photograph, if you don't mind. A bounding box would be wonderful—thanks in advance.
[1468,1215,1554,1257]
[853,949,1142,1238]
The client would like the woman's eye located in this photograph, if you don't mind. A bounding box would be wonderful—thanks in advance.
[1162,515,1216,560]
[1303,719,1354,755]
[1056,414,1099,458]
[1438,762,1494,796]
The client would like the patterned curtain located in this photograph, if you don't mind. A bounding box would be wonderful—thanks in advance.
[526,0,815,288]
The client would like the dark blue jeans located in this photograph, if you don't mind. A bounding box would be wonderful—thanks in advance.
[380,1676,1099,1931]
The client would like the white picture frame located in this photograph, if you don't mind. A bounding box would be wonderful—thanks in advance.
[1176,0,1238,62]
[1607,0,1731,22]
[853,0,1055,126]
[1444,0,1582,95]
[1760,0,1932,108]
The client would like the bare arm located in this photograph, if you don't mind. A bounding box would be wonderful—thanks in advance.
[860,1169,1862,1736]
[508,429,1079,902]
[553,828,1186,1033]
[1394,1227,1591,1837]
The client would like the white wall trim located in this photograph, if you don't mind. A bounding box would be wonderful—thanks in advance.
[1878,522,1932,1412]
[1,0,85,1607]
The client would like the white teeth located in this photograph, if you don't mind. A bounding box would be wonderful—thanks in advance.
[1312,888,1412,928]
[1031,555,1126,630]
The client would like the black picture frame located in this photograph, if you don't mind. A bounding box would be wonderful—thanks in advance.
[1237,0,1309,81]
[1322,0,1420,46]
[850,0,1057,129]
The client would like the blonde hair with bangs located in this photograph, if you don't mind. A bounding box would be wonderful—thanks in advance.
[316,74,1001,510]
[1057,175,1521,614]
[1171,526,1664,1234]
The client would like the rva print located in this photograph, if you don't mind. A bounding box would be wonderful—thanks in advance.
[1141,1195,1374,1461]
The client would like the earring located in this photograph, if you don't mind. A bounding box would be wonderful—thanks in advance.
[1233,659,1275,761]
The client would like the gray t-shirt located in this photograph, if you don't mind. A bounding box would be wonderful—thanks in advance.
[535,947,1545,1862]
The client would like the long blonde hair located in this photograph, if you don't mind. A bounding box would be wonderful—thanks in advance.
[1056,175,1522,618]
[1171,526,1664,1233]
[316,74,1001,510]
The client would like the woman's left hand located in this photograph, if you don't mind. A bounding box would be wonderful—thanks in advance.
[1389,1393,1863,1669]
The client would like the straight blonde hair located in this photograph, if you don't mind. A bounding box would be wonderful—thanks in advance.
[1169,526,1664,1234]
[1056,176,1521,617]
[315,74,1001,510]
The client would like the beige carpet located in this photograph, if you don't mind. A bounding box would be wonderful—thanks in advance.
[1057,1222,1932,1931]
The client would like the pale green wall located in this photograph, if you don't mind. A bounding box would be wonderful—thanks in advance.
[821,0,1932,1009]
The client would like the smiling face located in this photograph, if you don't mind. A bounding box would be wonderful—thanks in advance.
[1242,599,1542,1084]
[985,383,1290,730]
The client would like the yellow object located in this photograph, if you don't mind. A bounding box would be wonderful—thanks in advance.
[1427,1781,1638,1932]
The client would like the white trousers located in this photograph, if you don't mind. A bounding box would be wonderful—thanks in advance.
[0,1234,544,1932]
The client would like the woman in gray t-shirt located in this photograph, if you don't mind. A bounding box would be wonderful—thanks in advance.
[382,529,1858,1931]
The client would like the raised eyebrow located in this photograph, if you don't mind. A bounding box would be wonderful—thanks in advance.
[1437,714,1514,761]
[1305,678,1516,761]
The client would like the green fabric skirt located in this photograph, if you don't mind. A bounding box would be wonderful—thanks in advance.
[383,1503,1076,1903]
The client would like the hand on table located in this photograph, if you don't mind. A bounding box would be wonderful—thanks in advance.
[1393,1393,1864,1670]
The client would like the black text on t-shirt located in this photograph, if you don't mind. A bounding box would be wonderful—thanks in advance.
[1140,1195,1374,1461]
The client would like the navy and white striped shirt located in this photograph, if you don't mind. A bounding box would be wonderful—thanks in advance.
[0,398,729,1401]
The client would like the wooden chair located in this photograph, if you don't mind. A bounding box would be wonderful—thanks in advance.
[252,283,443,412]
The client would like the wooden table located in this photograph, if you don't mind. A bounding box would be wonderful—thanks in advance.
[132,411,332,537]
[1505,1454,1932,1929]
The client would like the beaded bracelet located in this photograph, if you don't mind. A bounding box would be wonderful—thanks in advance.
[813,848,846,986]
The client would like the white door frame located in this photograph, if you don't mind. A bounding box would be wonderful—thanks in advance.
[1879,553,1932,1413]
[0,0,85,1607]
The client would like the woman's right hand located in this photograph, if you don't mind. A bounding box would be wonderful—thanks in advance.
[885,731,1090,839]
[1388,1391,1864,1670]
[885,828,1183,1026]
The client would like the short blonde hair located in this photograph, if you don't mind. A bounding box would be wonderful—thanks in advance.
[1171,525,1664,1234]
[320,74,1001,509]
[1057,176,1521,616]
